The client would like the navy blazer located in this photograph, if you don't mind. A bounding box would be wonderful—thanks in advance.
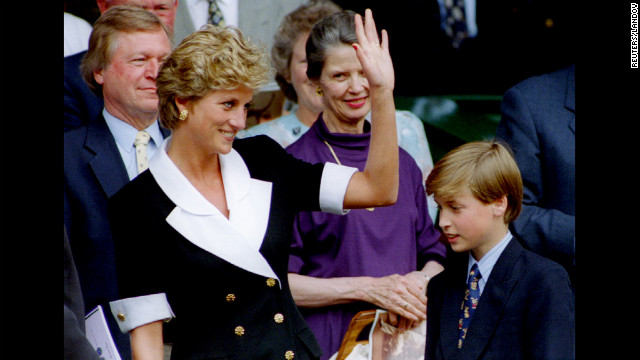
[64,51,104,131]
[108,136,324,359]
[64,113,170,359]
[496,64,575,281]
[426,239,575,360]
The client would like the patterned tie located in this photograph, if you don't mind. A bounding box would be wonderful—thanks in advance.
[134,130,151,174]
[458,263,481,349]
[207,0,226,26]
[444,0,469,49]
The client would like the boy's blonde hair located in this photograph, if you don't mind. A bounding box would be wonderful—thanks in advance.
[425,140,523,223]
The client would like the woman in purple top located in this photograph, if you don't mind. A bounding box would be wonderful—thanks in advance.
[285,10,447,360]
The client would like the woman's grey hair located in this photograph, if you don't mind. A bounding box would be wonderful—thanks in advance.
[305,10,358,82]
[271,1,342,102]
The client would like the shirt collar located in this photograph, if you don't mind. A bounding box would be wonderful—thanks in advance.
[148,136,251,215]
[103,108,163,152]
[467,231,513,291]
[147,136,278,283]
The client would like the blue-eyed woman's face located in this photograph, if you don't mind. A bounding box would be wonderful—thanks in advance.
[175,86,253,156]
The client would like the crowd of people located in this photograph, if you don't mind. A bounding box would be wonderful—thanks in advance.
[64,1,575,360]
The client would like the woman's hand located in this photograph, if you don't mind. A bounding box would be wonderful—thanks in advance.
[405,270,430,293]
[362,274,427,324]
[352,9,394,92]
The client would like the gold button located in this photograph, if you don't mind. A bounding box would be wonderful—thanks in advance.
[285,350,295,360]
[226,294,236,302]
[117,312,126,321]
[266,278,276,287]
[234,326,245,336]
[274,313,284,323]
[545,18,554,28]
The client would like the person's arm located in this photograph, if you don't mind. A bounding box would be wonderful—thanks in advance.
[288,272,426,323]
[524,265,574,359]
[404,260,445,292]
[343,9,399,209]
[129,321,164,360]
[497,86,575,273]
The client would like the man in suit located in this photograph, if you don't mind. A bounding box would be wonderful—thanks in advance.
[332,0,575,96]
[495,64,575,284]
[424,140,574,359]
[173,0,306,57]
[64,6,172,359]
[64,0,178,131]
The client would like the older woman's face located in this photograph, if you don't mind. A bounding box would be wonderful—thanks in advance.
[318,44,370,125]
[289,32,323,114]
[176,86,253,155]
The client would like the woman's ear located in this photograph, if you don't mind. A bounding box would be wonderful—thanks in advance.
[175,97,189,113]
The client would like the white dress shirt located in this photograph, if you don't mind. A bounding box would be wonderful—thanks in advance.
[64,12,92,57]
[185,0,238,28]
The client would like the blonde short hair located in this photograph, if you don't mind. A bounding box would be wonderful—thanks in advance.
[80,5,170,96]
[156,25,271,130]
[425,140,523,223]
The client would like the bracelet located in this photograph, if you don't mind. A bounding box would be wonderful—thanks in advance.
[423,273,431,281]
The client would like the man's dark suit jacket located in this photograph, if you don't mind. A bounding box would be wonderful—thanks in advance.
[332,1,575,95]
[64,113,170,359]
[426,239,574,360]
[64,226,101,360]
[64,51,104,131]
[496,64,575,282]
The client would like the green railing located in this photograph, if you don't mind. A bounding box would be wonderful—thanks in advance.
[395,95,503,162]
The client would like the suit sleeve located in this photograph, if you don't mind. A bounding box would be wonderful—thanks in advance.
[524,264,574,359]
[425,273,445,360]
[497,87,575,276]
[107,180,174,333]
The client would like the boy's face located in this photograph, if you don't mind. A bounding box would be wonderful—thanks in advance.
[435,189,508,261]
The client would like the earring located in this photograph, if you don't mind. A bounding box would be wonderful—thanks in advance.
[315,87,323,96]
[179,109,188,121]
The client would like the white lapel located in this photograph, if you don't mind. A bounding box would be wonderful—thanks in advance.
[149,137,279,286]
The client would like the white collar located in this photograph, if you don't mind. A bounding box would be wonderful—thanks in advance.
[148,137,279,286]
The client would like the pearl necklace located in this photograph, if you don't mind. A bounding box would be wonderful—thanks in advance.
[323,140,375,211]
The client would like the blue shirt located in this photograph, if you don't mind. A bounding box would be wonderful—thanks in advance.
[103,109,164,180]
[467,231,513,295]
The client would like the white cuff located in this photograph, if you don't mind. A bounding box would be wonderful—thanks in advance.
[109,293,175,333]
[319,162,357,215]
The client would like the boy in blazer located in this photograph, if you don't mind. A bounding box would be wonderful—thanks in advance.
[424,140,574,360]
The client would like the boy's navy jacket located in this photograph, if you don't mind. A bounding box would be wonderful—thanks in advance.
[426,238,574,360]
